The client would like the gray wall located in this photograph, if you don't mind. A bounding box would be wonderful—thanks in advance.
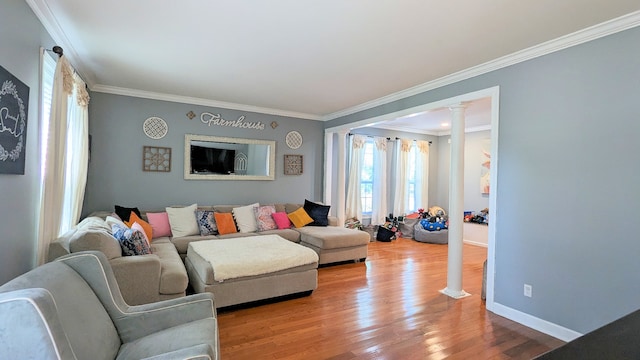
[327,27,640,333]
[437,130,491,212]
[83,93,325,215]
[0,0,55,284]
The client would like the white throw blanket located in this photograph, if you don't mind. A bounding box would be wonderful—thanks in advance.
[189,235,319,282]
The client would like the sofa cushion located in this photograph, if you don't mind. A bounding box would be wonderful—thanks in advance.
[166,204,199,238]
[254,205,277,231]
[171,235,218,255]
[114,205,141,222]
[232,203,259,233]
[297,226,370,249]
[303,200,330,226]
[69,219,122,260]
[151,241,189,295]
[147,211,173,238]
[195,210,218,236]
[258,229,301,243]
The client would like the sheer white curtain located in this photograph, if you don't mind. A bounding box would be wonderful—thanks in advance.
[371,137,388,225]
[37,56,90,265]
[393,138,412,215]
[345,135,366,221]
[414,140,430,209]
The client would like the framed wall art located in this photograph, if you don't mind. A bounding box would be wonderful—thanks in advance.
[0,65,30,175]
[284,154,303,175]
[143,146,171,172]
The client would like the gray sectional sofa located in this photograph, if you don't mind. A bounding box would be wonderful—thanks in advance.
[47,202,370,307]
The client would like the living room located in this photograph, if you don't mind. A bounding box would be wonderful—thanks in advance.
[1,1,640,358]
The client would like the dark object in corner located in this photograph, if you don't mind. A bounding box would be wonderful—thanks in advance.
[534,309,640,359]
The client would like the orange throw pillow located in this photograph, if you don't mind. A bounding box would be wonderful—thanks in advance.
[288,207,314,228]
[125,211,153,241]
[214,212,238,235]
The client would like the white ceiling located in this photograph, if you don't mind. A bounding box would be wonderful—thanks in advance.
[31,0,640,128]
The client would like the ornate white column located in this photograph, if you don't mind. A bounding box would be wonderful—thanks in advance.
[441,104,471,299]
[336,129,349,226]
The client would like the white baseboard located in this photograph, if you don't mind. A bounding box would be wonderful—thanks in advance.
[487,301,582,342]
[463,239,488,248]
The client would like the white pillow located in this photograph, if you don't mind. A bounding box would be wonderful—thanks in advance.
[105,215,127,230]
[232,203,260,233]
[165,204,199,238]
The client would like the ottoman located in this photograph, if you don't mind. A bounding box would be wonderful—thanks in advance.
[414,224,449,244]
[185,235,319,308]
[297,226,370,265]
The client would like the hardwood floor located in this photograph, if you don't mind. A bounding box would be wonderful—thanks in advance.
[217,238,565,359]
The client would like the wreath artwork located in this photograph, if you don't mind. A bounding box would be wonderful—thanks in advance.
[0,65,29,175]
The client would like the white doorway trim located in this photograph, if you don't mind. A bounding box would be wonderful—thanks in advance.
[324,86,500,309]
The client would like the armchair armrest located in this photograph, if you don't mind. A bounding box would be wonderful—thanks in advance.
[114,292,216,343]
[110,254,161,305]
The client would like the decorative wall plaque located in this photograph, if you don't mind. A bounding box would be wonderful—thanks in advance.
[284,154,303,175]
[143,146,171,172]
[285,131,302,149]
[0,65,29,174]
[143,117,168,139]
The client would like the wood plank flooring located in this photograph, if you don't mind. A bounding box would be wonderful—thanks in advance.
[217,238,565,359]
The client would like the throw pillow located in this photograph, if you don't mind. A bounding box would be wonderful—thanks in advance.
[272,212,292,229]
[165,204,199,238]
[254,205,277,231]
[130,222,150,246]
[214,212,238,235]
[232,203,260,233]
[195,210,218,236]
[105,214,128,229]
[111,224,151,256]
[146,212,172,238]
[114,205,141,223]
[303,199,330,226]
[288,207,314,228]
[124,211,153,241]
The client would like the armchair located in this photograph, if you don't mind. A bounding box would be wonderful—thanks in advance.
[0,251,219,359]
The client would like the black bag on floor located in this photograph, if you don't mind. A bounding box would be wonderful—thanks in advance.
[376,226,395,242]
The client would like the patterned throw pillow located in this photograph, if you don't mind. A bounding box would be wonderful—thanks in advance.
[196,210,218,236]
[111,224,151,256]
[254,205,277,231]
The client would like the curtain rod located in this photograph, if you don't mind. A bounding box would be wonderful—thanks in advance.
[45,46,64,58]
[348,133,432,144]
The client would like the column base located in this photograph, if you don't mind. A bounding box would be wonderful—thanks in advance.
[440,287,471,299]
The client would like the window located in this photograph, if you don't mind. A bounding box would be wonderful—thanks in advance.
[39,50,56,178]
[360,140,374,214]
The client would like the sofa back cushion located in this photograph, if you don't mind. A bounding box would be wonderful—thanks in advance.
[0,261,121,360]
[69,226,122,260]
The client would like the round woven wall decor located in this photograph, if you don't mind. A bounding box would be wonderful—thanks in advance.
[285,131,303,149]
[143,117,168,139]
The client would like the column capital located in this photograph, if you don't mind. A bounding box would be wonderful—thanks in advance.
[448,102,469,112]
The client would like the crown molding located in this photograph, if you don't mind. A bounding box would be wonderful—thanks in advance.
[91,85,322,120]
[323,10,640,121]
[26,0,97,87]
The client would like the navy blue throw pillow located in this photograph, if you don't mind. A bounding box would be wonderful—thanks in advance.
[303,199,330,226]
[114,205,141,223]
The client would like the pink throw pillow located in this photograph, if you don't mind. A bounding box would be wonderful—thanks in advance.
[146,212,172,238]
[271,212,292,229]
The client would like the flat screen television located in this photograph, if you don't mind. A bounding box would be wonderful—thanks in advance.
[190,145,235,174]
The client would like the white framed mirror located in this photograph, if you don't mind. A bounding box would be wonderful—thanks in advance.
[184,134,276,180]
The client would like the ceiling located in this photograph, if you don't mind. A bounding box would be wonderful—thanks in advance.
[31,1,640,128]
